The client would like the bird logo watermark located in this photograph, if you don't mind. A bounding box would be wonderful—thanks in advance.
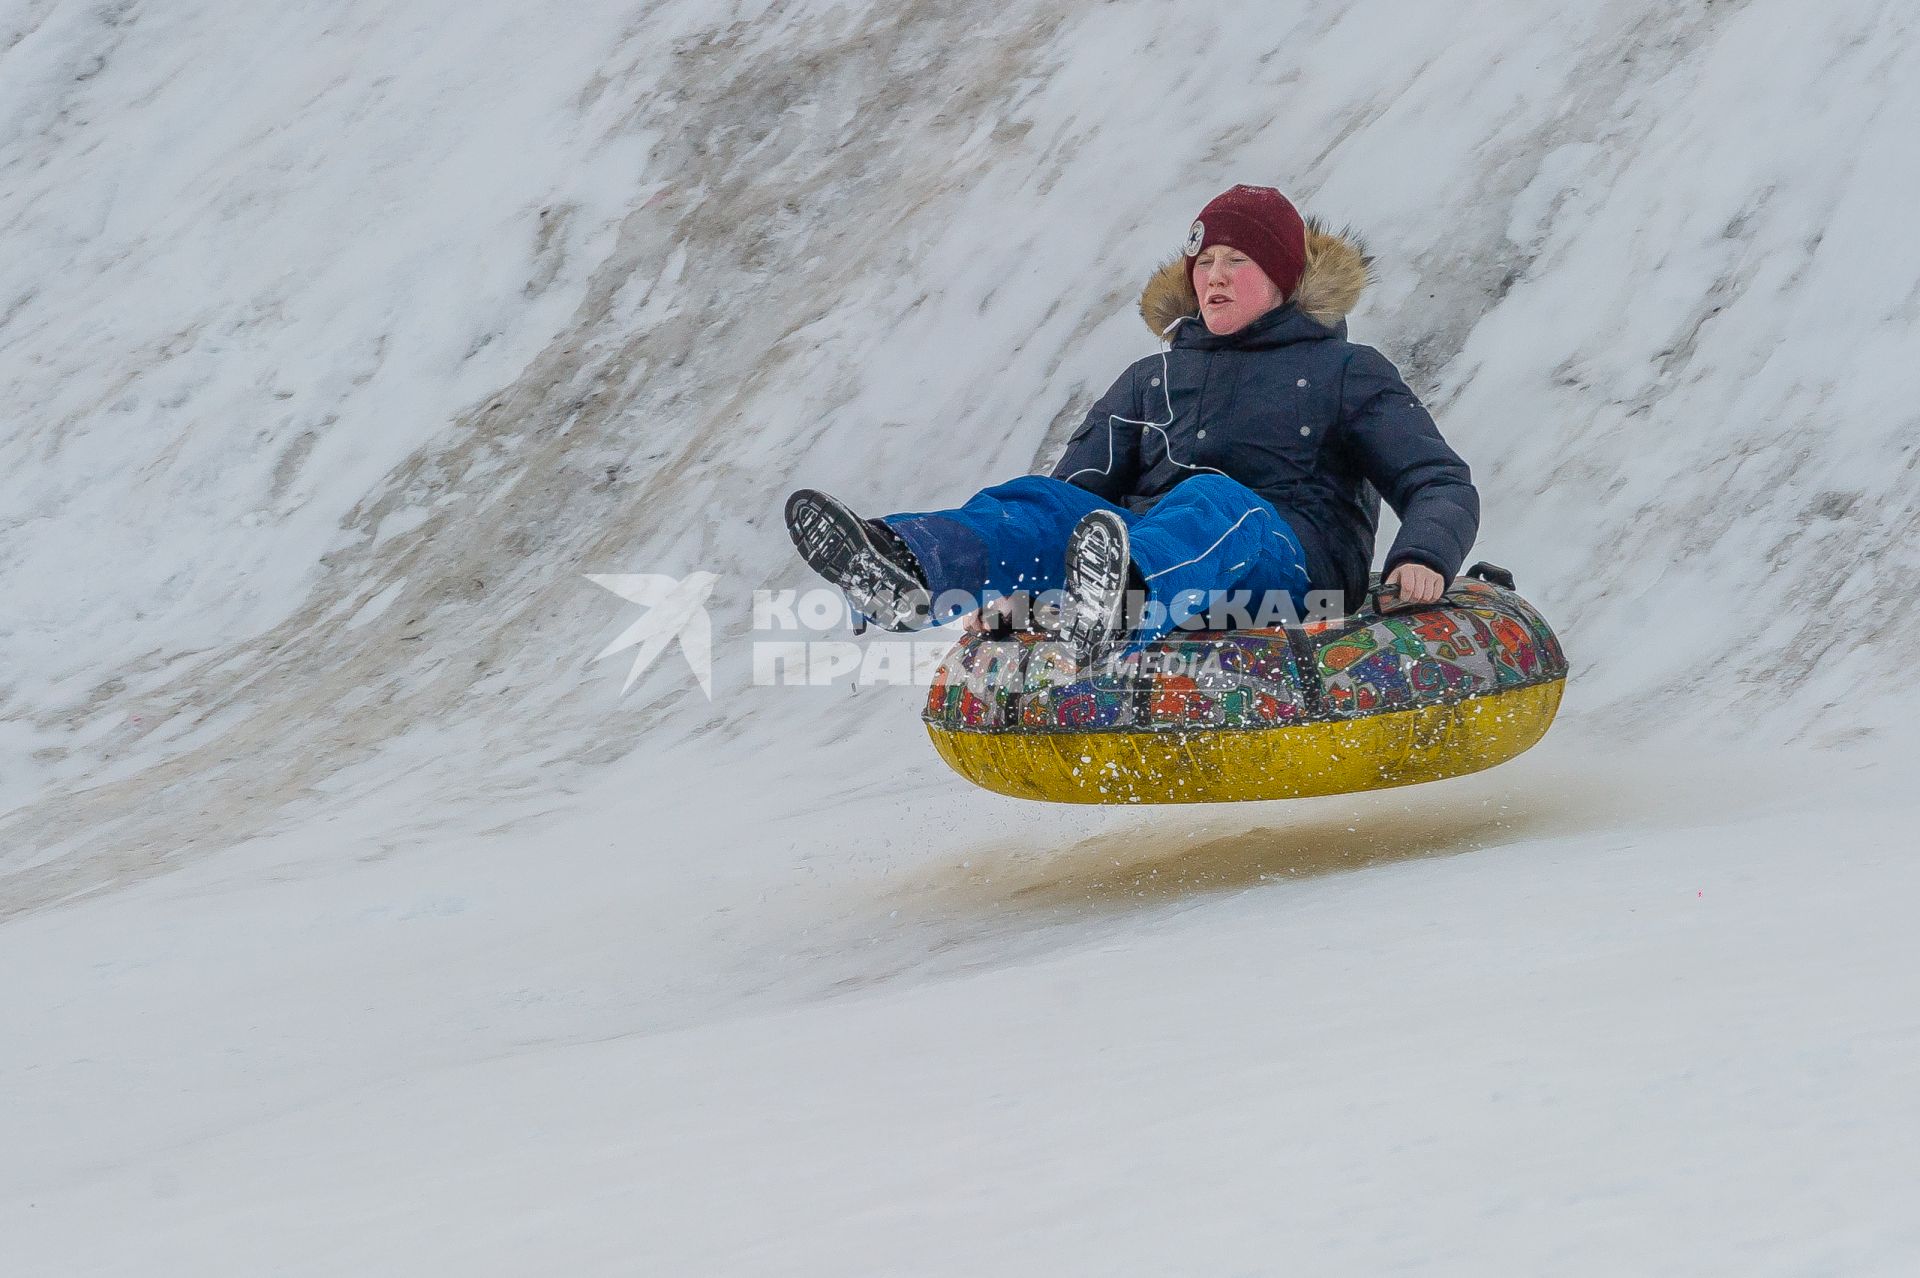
[585,572,720,697]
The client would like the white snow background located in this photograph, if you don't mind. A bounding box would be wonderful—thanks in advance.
[4,0,1920,1273]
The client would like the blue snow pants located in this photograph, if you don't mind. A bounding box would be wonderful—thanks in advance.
[883,474,1310,644]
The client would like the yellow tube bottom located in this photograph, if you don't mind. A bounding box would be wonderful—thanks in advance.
[926,678,1564,804]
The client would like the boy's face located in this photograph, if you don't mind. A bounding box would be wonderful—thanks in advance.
[1193,246,1282,335]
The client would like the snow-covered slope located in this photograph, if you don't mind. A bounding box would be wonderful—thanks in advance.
[4,0,1919,1271]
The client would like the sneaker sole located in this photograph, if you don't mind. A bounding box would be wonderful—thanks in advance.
[1060,510,1130,661]
[784,489,929,631]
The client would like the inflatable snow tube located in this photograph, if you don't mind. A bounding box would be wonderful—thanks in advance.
[923,568,1567,804]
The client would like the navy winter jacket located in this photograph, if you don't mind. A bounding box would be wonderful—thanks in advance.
[1049,232,1478,611]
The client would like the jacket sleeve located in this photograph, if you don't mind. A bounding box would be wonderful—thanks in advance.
[1337,346,1480,582]
[1048,364,1143,502]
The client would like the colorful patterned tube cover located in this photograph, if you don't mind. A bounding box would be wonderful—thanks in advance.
[923,574,1568,804]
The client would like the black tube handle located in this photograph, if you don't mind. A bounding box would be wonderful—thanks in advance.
[1466,562,1516,590]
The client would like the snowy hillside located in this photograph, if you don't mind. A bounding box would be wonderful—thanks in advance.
[5,0,1920,1272]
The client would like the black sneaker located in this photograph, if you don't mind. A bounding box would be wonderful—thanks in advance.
[784,489,931,632]
[1056,509,1132,664]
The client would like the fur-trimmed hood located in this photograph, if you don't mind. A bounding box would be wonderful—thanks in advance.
[1138,218,1372,337]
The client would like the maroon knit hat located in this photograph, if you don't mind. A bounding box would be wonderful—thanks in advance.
[1184,185,1308,301]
